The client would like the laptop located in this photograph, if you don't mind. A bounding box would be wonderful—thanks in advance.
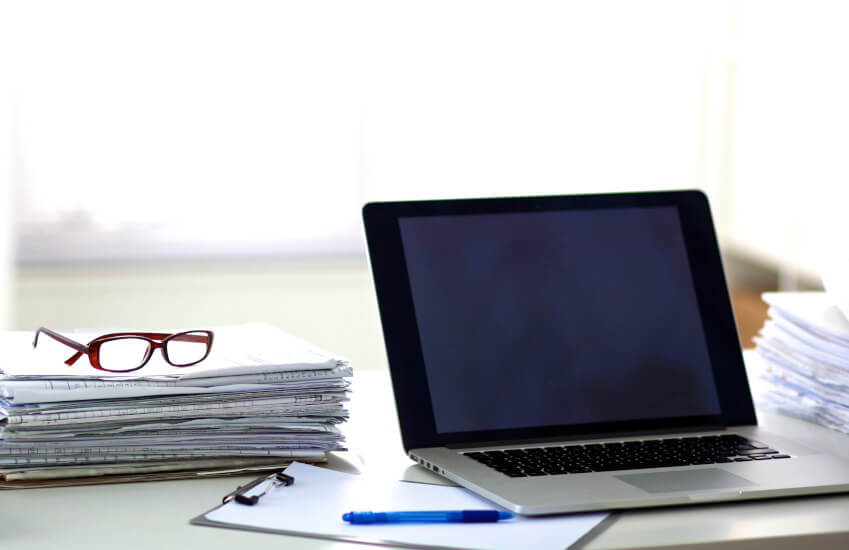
[362,190,849,515]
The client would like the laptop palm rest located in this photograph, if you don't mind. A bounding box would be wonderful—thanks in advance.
[615,469,756,494]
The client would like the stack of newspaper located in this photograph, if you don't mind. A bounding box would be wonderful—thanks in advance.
[0,323,351,487]
[752,292,849,434]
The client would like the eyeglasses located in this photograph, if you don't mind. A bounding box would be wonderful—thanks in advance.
[33,327,214,373]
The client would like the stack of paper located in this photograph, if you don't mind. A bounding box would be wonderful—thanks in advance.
[0,323,351,487]
[752,292,849,434]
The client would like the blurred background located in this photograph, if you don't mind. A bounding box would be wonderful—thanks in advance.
[2,0,847,370]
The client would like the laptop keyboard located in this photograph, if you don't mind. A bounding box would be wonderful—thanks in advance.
[463,434,790,477]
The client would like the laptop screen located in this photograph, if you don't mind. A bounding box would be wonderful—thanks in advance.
[364,191,755,450]
[398,206,722,434]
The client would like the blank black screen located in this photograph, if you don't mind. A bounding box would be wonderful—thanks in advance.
[399,206,721,434]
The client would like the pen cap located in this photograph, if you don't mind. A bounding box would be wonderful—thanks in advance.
[461,510,513,522]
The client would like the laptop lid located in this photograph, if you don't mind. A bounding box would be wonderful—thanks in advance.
[363,190,756,453]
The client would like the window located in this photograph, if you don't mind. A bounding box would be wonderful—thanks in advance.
[8,1,735,263]
[728,0,849,282]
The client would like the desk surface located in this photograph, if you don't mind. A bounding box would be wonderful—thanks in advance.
[3,368,849,550]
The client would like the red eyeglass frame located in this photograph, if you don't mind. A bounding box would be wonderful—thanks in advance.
[32,327,214,372]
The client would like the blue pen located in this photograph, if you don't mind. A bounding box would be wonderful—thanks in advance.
[342,510,515,524]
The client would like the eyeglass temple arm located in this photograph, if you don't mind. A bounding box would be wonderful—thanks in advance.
[33,327,89,366]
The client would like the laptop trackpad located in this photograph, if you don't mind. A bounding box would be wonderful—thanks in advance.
[615,469,756,494]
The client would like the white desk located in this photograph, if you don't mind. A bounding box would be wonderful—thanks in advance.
[3,369,849,550]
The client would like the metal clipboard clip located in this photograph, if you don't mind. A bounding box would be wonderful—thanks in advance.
[222,472,295,506]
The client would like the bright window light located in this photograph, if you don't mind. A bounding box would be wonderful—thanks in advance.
[9,1,734,263]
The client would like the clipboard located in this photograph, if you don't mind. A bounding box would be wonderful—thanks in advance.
[189,462,613,550]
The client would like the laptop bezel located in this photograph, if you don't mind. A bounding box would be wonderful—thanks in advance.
[363,190,756,453]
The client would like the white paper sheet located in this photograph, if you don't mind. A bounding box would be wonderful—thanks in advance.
[201,462,609,550]
[762,292,849,345]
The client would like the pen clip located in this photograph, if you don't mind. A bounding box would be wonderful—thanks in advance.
[222,472,294,505]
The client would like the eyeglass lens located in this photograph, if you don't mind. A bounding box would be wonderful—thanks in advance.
[97,337,153,372]
[166,331,212,366]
